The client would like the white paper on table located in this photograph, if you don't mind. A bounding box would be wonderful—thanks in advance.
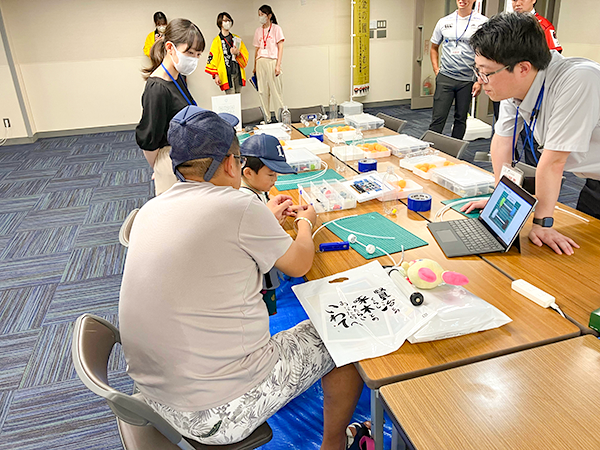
[293,261,436,366]
[211,93,242,131]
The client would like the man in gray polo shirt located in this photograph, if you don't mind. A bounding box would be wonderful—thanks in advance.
[119,106,365,447]
[463,13,600,255]
[429,0,487,139]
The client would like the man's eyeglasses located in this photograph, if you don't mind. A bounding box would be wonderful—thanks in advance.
[472,65,510,84]
[232,155,247,166]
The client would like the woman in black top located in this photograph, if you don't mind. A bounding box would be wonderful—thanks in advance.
[136,18,205,195]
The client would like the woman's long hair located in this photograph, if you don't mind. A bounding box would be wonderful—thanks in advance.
[143,18,205,79]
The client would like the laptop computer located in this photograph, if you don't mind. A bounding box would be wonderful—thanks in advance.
[427,176,537,257]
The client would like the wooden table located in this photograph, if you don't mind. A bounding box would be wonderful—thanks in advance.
[380,335,600,450]
[277,127,581,449]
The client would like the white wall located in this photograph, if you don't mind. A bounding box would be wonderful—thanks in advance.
[0,23,28,138]
[556,0,600,63]
[0,0,413,135]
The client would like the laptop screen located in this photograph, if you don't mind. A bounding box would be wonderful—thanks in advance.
[479,176,537,247]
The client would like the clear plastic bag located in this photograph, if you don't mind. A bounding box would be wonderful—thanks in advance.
[407,284,512,344]
[292,261,436,366]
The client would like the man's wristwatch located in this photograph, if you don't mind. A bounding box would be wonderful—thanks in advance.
[533,217,554,227]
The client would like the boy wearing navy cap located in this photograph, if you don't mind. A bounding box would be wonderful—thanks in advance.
[119,106,365,448]
[240,134,296,315]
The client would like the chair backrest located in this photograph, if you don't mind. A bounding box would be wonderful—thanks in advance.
[72,314,195,450]
[376,113,407,134]
[241,107,265,126]
[278,105,324,123]
[420,130,469,160]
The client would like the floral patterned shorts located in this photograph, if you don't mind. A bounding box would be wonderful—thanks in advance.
[143,320,335,445]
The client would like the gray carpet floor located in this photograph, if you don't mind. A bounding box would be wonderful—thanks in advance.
[0,104,586,449]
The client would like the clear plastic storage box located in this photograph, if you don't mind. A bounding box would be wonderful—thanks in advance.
[283,138,330,155]
[379,135,430,157]
[254,123,291,140]
[339,101,363,116]
[344,113,385,130]
[430,165,495,197]
[324,126,357,144]
[283,148,322,173]
[332,145,365,161]
[356,143,391,158]
[298,179,357,213]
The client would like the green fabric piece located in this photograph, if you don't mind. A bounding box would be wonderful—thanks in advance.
[274,169,345,191]
[325,212,428,260]
[440,194,492,219]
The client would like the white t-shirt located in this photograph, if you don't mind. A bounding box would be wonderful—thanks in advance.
[495,51,600,180]
[431,10,488,81]
[119,181,293,411]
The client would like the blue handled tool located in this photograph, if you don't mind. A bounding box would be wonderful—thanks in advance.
[319,241,350,252]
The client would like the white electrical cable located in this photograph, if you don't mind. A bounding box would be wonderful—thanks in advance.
[329,221,396,240]
[434,197,482,222]
[550,303,566,319]
[554,205,590,223]
[375,246,398,267]
[312,215,358,239]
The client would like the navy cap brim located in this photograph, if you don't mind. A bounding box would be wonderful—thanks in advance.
[260,158,297,174]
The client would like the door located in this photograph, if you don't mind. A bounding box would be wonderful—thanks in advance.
[411,0,447,109]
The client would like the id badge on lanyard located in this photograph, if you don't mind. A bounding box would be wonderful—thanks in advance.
[508,83,545,185]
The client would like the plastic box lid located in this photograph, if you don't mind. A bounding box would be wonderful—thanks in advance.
[344,113,385,130]
[283,138,330,155]
[339,101,363,115]
[283,148,322,172]
[430,165,495,189]
[379,135,430,154]
[254,123,291,140]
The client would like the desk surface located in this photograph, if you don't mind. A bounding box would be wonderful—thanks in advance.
[276,129,580,389]
[380,335,600,450]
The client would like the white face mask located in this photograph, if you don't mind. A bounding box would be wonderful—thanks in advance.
[169,45,199,76]
[222,21,232,31]
[157,25,166,34]
[259,15,268,25]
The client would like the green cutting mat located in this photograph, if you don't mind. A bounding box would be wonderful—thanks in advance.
[237,133,251,144]
[274,169,345,191]
[343,137,379,145]
[325,212,428,260]
[297,126,317,136]
[441,194,491,219]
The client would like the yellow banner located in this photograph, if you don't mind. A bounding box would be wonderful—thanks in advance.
[353,0,370,97]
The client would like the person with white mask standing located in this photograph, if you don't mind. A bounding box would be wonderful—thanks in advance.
[206,12,249,94]
[253,5,285,123]
[136,18,205,196]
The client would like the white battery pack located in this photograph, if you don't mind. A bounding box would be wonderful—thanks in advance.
[511,279,555,308]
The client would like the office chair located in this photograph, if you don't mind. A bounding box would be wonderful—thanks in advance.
[376,113,407,133]
[277,105,325,123]
[420,130,469,160]
[241,107,265,127]
[72,314,273,450]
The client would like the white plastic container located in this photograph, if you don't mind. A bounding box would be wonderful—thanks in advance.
[356,142,391,159]
[344,113,385,130]
[324,126,357,144]
[339,100,363,116]
[379,134,430,157]
[430,165,495,197]
[254,123,290,140]
[283,148,322,173]
[332,145,365,161]
[298,179,357,213]
[283,138,330,155]
[400,154,450,180]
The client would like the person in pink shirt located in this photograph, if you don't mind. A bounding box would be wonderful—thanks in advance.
[253,5,284,123]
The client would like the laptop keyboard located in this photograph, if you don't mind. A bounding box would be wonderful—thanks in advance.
[449,219,504,253]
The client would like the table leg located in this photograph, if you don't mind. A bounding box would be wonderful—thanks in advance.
[371,389,384,450]
[391,425,407,450]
